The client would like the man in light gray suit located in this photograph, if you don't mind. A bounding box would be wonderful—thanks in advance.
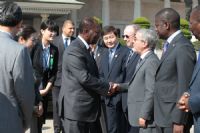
[114,29,160,133]
[0,1,35,133]
[154,8,196,133]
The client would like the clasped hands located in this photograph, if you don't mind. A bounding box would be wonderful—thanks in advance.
[107,82,120,96]
[177,92,190,112]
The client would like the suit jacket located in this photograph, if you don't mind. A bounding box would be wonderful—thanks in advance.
[53,35,76,87]
[154,32,196,127]
[30,41,58,87]
[99,44,129,105]
[187,63,200,132]
[120,51,159,127]
[0,31,35,132]
[58,37,110,122]
[122,50,140,111]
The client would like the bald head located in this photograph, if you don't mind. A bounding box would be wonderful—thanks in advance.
[189,5,200,40]
[191,5,200,22]
[155,8,180,30]
[123,24,140,48]
[62,19,75,37]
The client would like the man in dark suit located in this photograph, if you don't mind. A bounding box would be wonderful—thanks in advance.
[99,25,129,133]
[0,1,35,133]
[58,17,115,133]
[178,5,200,133]
[122,24,140,133]
[116,29,160,133]
[52,19,75,133]
[154,8,196,133]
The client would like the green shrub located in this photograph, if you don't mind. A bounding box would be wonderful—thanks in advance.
[118,38,126,46]
[180,18,189,29]
[131,17,150,29]
[93,16,103,25]
[180,18,192,40]
[193,41,200,51]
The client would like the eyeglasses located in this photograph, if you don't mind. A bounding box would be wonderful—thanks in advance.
[122,35,130,38]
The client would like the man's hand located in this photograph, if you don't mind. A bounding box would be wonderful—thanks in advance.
[138,118,146,128]
[173,124,184,133]
[107,82,120,96]
[177,92,190,112]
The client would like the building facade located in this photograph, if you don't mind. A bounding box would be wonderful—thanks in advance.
[3,0,199,36]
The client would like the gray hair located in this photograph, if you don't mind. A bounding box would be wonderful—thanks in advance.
[137,29,159,50]
[124,24,140,33]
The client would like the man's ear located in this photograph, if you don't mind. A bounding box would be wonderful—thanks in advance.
[18,36,25,44]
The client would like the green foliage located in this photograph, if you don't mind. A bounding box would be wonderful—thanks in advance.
[93,16,103,25]
[118,38,126,46]
[180,18,189,29]
[180,18,192,40]
[131,17,150,29]
[193,41,200,51]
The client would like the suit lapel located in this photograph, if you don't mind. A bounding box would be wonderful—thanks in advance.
[158,33,183,71]
[129,51,153,85]
[128,52,137,65]
[189,63,200,85]
[59,37,65,50]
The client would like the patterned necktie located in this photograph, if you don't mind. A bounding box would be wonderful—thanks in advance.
[126,50,134,66]
[198,48,200,64]
[163,41,169,54]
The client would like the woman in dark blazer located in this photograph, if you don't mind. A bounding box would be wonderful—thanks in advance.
[30,19,59,133]
[16,25,43,133]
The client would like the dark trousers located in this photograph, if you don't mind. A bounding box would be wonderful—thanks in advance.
[105,94,126,133]
[99,101,108,133]
[37,93,49,133]
[62,118,102,133]
[52,86,64,133]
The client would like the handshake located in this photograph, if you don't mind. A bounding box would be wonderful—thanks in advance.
[107,82,120,96]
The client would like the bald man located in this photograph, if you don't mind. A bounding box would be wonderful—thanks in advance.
[154,8,196,133]
[53,20,76,133]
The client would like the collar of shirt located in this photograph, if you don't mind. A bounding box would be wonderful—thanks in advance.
[140,50,150,59]
[109,43,119,54]
[42,43,50,50]
[166,30,181,44]
[62,34,70,42]
[78,35,90,50]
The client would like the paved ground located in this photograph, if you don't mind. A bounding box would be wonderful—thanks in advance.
[26,119,53,133]
[25,118,194,133]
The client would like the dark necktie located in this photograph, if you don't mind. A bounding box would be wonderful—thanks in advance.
[136,57,142,70]
[64,38,68,49]
[126,50,134,66]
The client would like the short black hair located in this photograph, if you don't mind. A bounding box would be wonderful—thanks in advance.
[156,8,180,30]
[40,19,59,36]
[191,5,200,22]
[78,17,97,34]
[0,1,22,27]
[102,25,118,37]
